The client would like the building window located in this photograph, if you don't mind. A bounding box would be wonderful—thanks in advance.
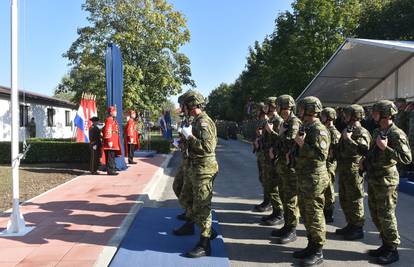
[47,108,55,127]
[20,105,29,127]
[65,110,71,126]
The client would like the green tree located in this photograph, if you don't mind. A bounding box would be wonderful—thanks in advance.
[56,0,194,117]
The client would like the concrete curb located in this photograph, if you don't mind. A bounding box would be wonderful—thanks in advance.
[94,153,174,267]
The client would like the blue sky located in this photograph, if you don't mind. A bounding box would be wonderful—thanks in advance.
[0,0,293,102]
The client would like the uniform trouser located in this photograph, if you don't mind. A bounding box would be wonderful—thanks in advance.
[90,146,100,173]
[262,158,283,212]
[256,152,267,199]
[179,159,218,237]
[127,144,135,163]
[105,150,116,173]
[276,160,299,228]
[324,161,337,211]
[337,164,365,227]
[368,179,400,247]
[173,159,189,199]
[298,171,329,246]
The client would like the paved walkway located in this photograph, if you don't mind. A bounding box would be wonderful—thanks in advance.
[158,139,414,267]
[0,155,168,267]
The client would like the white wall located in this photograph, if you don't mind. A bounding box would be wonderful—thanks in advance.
[0,98,76,141]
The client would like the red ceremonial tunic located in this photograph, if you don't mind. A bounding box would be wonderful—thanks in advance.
[103,116,121,152]
[125,118,137,144]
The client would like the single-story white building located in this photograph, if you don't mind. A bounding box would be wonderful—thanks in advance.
[298,38,414,106]
[0,85,77,141]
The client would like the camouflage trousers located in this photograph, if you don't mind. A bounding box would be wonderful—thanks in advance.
[337,163,365,227]
[276,160,299,228]
[298,171,329,246]
[261,157,283,212]
[324,161,337,212]
[173,158,189,199]
[367,177,400,247]
[179,158,218,238]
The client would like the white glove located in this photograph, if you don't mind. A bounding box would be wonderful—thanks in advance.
[108,141,113,148]
[93,145,97,150]
[177,127,183,134]
[182,125,193,140]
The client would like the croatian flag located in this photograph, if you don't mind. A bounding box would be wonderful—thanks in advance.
[74,97,90,143]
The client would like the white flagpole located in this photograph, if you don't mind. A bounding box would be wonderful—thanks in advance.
[2,0,32,236]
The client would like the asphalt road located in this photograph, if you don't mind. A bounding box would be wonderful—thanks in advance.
[157,139,414,266]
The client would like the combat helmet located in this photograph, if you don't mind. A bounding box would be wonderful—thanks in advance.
[266,97,278,108]
[184,90,205,108]
[277,95,295,110]
[321,107,337,121]
[299,96,323,116]
[344,104,365,121]
[372,100,398,118]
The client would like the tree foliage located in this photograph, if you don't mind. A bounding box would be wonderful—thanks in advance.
[56,0,194,117]
[207,0,414,122]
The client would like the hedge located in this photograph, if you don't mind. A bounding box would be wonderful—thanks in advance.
[0,138,171,164]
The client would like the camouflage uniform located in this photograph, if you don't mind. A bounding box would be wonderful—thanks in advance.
[336,105,371,233]
[291,97,328,265]
[296,119,330,246]
[366,100,412,264]
[321,108,341,221]
[262,110,284,220]
[254,117,270,210]
[179,111,218,238]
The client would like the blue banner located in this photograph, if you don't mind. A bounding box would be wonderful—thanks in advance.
[106,43,127,171]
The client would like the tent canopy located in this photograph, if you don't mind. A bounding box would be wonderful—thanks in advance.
[298,38,414,106]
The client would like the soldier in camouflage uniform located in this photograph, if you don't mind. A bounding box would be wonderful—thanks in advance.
[172,92,193,221]
[269,95,301,244]
[260,97,284,226]
[365,100,412,265]
[320,107,340,223]
[174,90,219,258]
[292,96,330,266]
[335,105,371,240]
[253,102,272,212]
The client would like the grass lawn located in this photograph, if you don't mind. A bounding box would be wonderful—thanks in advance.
[0,166,85,212]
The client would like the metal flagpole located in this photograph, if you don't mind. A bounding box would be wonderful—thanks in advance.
[2,0,33,236]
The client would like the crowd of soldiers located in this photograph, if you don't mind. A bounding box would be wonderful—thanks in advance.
[250,95,411,266]
[171,90,219,258]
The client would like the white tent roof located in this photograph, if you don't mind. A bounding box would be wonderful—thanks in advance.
[298,38,414,106]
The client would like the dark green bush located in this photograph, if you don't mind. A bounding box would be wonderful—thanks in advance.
[0,137,171,164]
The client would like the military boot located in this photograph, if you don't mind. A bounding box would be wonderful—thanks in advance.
[253,198,272,212]
[344,225,364,240]
[270,225,287,238]
[186,236,211,258]
[301,243,323,266]
[324,208,334,223]
[335,224,352,235]
[176,212,190,221]
[293,241,312,259]
[368,244,386,257]
[261,208,284,226]
[377,246,399,265]
[278,227,297,244]
[173,221,194,236]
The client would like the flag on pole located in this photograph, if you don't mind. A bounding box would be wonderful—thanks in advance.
[74,95,92,143]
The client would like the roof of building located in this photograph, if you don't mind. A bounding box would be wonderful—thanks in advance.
[0,85,77,109]
[297,38,414,106]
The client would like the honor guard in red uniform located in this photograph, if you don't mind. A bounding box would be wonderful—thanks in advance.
[103,106,121,175]
[125,110,138,164]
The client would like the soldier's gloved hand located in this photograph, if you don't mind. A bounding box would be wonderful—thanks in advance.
[177,127,183,134]
[93,145,97,150]
[294,133,305,147]
[108,141,113,148]
[265,122,273,133]
[376,135,388,151]
[130,138,134,143]
[342,129,352,140]
[182,125,193,139]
